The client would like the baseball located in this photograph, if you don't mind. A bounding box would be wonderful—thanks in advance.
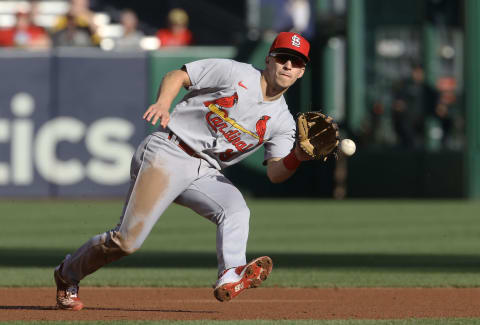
[340,139,356,156]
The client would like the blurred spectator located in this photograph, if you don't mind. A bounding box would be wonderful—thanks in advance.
[0,10,50,49]
[52,0,100,46]
[269,0,314,40]
[114,9,144,51]
[391,64,437,148]
[52,11,94,47]
[359,101,385,147]
[286,0,314,37]
[156,8,193,47]
[429,77,457,147]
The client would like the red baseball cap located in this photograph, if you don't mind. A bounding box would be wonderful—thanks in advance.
[269,32,310,63]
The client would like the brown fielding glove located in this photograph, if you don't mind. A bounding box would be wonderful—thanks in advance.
[296,111,340,161]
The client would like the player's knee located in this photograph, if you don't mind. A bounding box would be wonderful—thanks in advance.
[116,240,140,255]
[216,205,250,225]
[240,206,250,220]
[106,232,140,256]
[237,206,250,225]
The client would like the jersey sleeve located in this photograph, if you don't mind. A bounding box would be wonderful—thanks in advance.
[184,59,234,90]
[263,113,296,163]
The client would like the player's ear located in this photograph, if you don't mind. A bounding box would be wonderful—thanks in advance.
[265,55,271,65]
[297,67,305,79]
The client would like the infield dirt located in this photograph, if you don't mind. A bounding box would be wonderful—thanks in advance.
[1,287,480,321]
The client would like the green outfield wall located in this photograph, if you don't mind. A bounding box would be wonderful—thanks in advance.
[465,0,480,198]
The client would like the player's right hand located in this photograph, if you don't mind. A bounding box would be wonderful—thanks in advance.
[143,103,170,128]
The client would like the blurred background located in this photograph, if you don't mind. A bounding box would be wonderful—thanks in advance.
[0,0,478,200]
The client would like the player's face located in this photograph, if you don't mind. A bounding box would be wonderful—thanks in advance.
[265,53,306,89]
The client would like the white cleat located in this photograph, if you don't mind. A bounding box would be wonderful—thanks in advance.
[213,256,273,302]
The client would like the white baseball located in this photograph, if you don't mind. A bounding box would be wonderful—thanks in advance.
[340,139,356,156]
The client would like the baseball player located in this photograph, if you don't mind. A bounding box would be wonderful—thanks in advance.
[54,31,312,310]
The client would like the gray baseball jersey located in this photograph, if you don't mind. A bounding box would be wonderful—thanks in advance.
[57,58,297,285]
[167,58,296,169]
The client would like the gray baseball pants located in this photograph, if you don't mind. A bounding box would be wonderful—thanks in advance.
[61,131,250,284]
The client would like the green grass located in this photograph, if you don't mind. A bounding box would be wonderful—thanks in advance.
[1,199,480,287]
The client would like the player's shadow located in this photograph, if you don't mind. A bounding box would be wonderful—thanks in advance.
[0,306,57,310]
[2,248,480,272]
[85,307,217,313]
[0,305,217,313]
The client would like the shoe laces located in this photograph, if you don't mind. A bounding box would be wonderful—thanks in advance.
[235,265,245,275]
[218,265,244,279]
[214,264,247,288]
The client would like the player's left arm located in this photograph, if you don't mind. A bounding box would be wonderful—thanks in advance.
[266,143,312,183]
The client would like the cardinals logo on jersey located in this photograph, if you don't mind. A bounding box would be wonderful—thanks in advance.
[255,115,270,145]
[204,93,238,108]
[204,93,271,161]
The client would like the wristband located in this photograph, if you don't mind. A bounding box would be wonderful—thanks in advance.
[282,150,301,170]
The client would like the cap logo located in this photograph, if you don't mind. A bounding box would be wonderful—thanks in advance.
[291,35,301,47]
